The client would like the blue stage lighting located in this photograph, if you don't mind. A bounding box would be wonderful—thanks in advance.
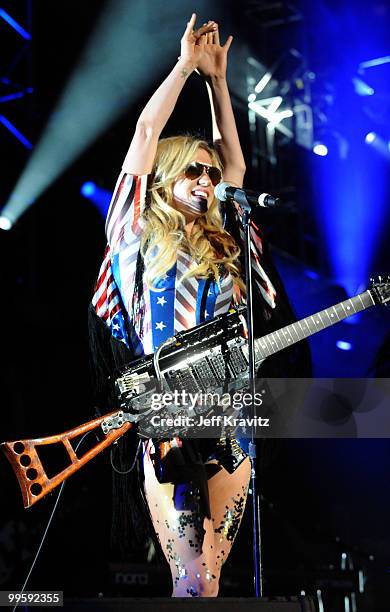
[365,132,376,144]
[308,2,388,297]
[81,182,96,197]
[0,116,32,149]
[0,8,31,40]
[336,341,352,351]
[0,215,13,231]
[359,55,390,70]
[352,77,374,97]
[304,269,320,280]
[342,313,361,325]
[1,0,176,225]
[0,88,33,104]
[364,132,390,160]
[80,181,111,217]
[313,143,328,156]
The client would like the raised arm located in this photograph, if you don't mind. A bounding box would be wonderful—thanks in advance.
[197,25,246,187]
[123,14,217,175]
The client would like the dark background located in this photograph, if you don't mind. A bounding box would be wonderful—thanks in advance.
[1,1,390,609]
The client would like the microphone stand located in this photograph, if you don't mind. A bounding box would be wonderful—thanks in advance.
[218,183,279,595]
[240,201,263,598]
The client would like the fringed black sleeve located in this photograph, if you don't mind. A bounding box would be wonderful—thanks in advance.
[87,304,152,557]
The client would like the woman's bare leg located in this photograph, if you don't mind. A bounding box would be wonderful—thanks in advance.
[143,441,250,597]
[207,457,251,575]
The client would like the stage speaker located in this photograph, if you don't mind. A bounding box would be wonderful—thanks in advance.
[62,596,316,611]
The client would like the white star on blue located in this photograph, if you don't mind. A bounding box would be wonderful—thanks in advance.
[110,311,128,345]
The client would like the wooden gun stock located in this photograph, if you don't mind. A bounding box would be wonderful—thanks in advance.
[1,412,132,508]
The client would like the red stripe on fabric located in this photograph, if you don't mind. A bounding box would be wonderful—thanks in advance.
[106,175,128,229]
[177,252,192,265]
[176,291,194,313]
[93,246,111,287]
[175,309,190,329]
[100,310,109,321]
[220,278,233,295]
[96,271,114,310]
[96,290,108,311]
[131,175,142,233]
[110,302,120,317]
[107,176,137,247]
[250,227,263,254]
[107,286,119,306]
[94,258,111,292]
[181,277,198,300]
[215,295,232,312]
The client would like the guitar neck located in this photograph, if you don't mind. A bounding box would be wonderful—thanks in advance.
[254,289,376,359]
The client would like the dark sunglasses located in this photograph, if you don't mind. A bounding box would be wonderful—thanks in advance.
[184,162,222,186]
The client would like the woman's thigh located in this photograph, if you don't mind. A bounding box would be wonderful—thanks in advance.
[143,441,219,596]
[207,457,251,571]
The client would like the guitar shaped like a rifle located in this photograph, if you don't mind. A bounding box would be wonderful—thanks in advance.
[2,277,389,508]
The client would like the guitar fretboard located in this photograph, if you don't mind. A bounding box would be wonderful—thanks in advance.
[254,290,375,359]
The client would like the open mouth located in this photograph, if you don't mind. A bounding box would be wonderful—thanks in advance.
[188,189,208,214]
[191,189,209,202]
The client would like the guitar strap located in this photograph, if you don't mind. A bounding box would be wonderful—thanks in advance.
[200,276,212,321]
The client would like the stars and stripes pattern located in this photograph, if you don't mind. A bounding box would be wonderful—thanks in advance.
[149,265,176,351]
[92,169,277,356]
[91,244,129,345]
[214,274,234,316]
[234,207,277,309]
[175,252,200,332]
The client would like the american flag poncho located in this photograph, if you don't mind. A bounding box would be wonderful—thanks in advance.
[92,171,277,355]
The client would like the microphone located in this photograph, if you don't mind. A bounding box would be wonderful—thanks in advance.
[215,182,280,209]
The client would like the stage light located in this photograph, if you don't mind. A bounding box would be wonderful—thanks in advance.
[359,55,390,70]
[313,143,328,156]
[352,77,374,97]
[254,71,272,94]
[364,132,390,161]
[309,3,388,297]
[336,341,352,351]
[358,570,364,593]
[80,181,111,217]
[248,93,256,102]
[365,132,376,144]
[0,215,13,231]
[316,590,325,612]
[0,8,31,40]
[268,109,293,127]
[304,269,320,280]
[342,313,361,325]
[1,0,191,225]
[248,98,293,137]
[0,88,33,104]
[81,182,96,197]
[0,116,32,149]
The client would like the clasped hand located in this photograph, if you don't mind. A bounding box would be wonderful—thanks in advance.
[180,13,233,79]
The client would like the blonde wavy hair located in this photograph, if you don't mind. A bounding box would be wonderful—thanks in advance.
[142,135,244,292]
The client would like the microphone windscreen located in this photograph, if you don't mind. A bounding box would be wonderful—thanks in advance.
[214,182,230,202]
